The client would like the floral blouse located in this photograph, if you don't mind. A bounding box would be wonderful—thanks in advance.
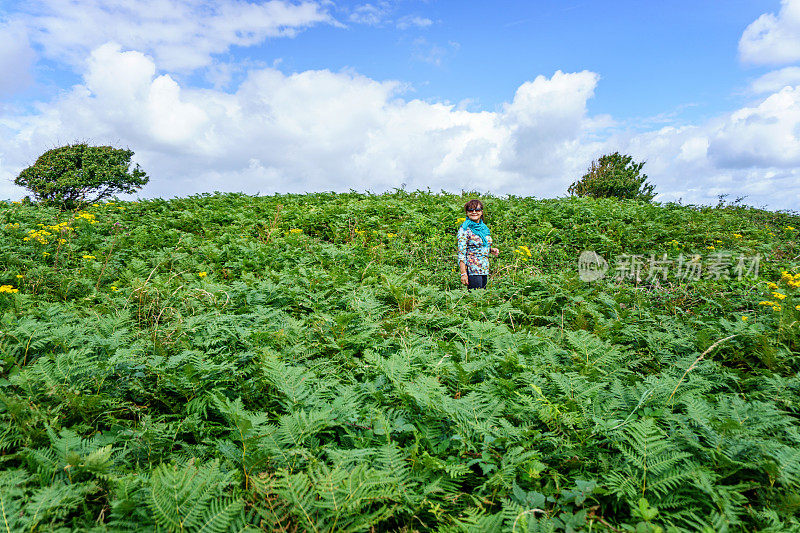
[457,227,492,275]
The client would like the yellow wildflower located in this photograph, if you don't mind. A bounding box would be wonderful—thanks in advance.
[387,233,397,238]
[759,301,776,306]
[706,245,715,250]
[16,274,23,279]
[774,304,782,311]
[732,233,742,238]
[741,316,748,321]
[0,285,18,293]
[82,255,96,260]
[768,232,775,236]
[773,292,787,300]
[796,305,800,311]
[766,281,779,289]
[110,286,118,291]
[198,271,207,278]
[289,228,302,234]
[457,217,466,224]
[786,226,795,231]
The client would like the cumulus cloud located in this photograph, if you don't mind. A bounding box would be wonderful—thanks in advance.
[708,86,800,169]
[740,0,800,65]
[3,39,800,210]
[0,44,602,200]
[748,66,800,93]
[610,86,800,209]
[15,0,332,71]
[0,21,36,97]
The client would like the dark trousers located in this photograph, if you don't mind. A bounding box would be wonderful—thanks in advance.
[468,274,488,290]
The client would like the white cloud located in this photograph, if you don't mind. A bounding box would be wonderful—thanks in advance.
[0,21,36,97]
[0,45,602,200]
[708,86,800,168]
[3,43,800,211]
[15,0,332,71]
[740,0,800,65]
[410,37,459,66]
[748,66,800,93]
[349,2,391,26]
[397,15,433,30]
[610,86,800,209]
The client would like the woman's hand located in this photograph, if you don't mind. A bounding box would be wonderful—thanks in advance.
[460,272,469,286]
[490,247,499,257]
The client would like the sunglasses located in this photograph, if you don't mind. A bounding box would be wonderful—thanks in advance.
[466,208,482,213]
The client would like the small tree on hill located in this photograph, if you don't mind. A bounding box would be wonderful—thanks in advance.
[15,143,149,209]
[568,152,655,201]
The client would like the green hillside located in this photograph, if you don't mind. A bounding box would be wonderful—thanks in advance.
[1,192,799,532]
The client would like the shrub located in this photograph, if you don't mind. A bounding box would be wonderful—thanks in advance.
[568,152,655,201]
[15,144,149,209]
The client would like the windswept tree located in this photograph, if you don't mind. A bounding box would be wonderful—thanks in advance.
[15,143,149,209]
[568,152,656,202]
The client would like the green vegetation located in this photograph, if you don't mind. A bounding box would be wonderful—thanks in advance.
[14,144,149,210]
[569,152,656,201]
[1,191,799,532]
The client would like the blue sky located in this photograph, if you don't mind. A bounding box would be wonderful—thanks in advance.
[2,0,800,209]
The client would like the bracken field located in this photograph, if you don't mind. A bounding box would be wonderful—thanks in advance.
[1,191,799,532]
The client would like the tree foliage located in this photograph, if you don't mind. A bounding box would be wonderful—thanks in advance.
[569,152,656,201]
[14,143,149,209]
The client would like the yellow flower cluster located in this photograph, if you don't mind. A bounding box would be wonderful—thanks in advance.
[387,233,397,238]
[24,229,52,244]
[20,219,75,245]
[288,228,302,234]
[772,292,787,300]
[760,301,781,311]
[0,285,18,293]
[732,233,743,238]
[5,222,19,229]
[76,212,97,224]
[781,271,800,289]
[198,271,207,278]
[82,255,96,260]
[786,226,795,231]
[514,245,532,260]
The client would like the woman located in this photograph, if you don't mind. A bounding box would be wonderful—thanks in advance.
[457,199,499,289]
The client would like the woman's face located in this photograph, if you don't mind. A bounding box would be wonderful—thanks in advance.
[466,205,482,222]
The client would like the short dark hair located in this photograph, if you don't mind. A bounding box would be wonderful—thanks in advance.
[464,199,483,212]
